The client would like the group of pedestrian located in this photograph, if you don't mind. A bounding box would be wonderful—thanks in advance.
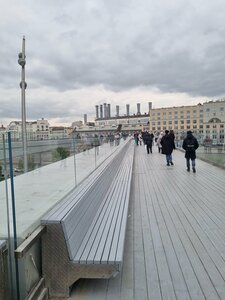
[135,129,199,173]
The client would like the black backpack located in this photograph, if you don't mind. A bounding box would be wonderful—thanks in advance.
[186,137,195,151]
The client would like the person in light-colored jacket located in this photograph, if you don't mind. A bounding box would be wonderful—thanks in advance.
[157,132,164,153]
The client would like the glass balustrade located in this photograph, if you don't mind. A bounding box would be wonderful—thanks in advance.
[0,131,128,299]
[176,139,225,168]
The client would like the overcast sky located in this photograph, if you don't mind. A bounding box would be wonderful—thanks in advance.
[1,0,225,127]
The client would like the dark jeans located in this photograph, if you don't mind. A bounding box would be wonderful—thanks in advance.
[166,154,172,163]
[186,158,196,168]
[147,145,152,154]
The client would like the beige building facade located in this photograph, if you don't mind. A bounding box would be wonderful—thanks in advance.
[149,99,225,144]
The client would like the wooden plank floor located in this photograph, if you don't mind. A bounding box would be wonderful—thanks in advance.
[69,144,225,300]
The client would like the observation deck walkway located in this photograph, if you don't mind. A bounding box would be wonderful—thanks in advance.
[69,144,225,300]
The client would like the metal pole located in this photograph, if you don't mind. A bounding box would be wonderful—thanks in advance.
[18,36,28,173]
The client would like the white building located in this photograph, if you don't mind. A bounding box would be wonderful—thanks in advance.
[36,118,50,140]
[7,121,37,140]
[203,99,225,144]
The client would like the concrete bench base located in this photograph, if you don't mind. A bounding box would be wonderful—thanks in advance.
[42,225,119,299]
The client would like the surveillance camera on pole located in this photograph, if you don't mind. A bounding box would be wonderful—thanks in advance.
[18,36,28,172]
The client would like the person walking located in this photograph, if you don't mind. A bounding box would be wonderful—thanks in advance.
[182,131,199,172]
[134,132,139,145]
[157,132,164,153]
[138,132,143,145]
[169,129,175,141]
[161,130,175,166]
[145,132,153,154]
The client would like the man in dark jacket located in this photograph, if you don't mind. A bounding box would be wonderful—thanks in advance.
[145,132,153,154]
[161,130,176,166]
[182,131,199,172]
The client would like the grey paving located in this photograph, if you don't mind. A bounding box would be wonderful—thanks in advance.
[69,144,225,300]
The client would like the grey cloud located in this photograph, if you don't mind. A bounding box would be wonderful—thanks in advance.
[1,0,225,126]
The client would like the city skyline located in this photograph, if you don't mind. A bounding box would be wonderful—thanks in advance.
[1,0,225,126]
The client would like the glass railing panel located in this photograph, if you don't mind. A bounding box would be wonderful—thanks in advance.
[176,139,225,168]
[196,145,225,168]
[71,135,96,184]
[0,132,16,299]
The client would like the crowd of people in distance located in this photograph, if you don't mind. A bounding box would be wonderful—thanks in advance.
[133,129,199,173]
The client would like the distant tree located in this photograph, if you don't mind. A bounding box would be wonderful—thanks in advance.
[28,155,35,171]
[16,156,35,172]
[53,147,70,161]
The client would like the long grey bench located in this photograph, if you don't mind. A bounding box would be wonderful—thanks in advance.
[41,140,134,299]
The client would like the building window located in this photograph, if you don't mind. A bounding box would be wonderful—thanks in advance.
[206,125,210,128]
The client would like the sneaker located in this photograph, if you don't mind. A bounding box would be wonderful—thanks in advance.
[193,167,196,173]
[170,161,174,165]
[187,167,190,172]
[167,162,170,166]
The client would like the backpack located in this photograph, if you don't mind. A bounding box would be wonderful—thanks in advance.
[186,137,195,151]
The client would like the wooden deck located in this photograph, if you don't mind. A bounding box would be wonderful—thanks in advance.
[69,144,225,300]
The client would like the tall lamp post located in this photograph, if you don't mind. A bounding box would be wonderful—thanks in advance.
[18,36,28,172]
